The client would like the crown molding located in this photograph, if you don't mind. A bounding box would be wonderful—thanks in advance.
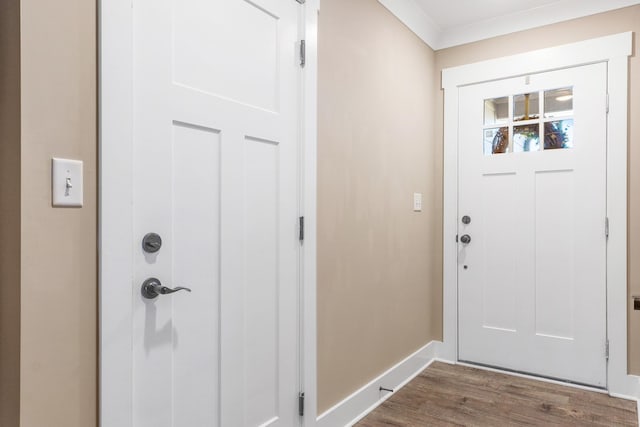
[377,0,440,49]
[378,0,640,50]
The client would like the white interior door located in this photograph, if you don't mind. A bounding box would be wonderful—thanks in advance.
[458,63,608,387]
[131,1,300,426]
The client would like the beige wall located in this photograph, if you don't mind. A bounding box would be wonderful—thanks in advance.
[0,0,22,424]
[317,0,441,413]
[434,5,640,374]
[19,0,98,425]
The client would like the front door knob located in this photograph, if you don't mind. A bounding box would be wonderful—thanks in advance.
[460,234,472,244]
[141,278,191,299]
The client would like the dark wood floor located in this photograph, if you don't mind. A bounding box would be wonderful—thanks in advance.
[357,362,637,426]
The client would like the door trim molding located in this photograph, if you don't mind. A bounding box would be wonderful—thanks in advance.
[98,1,320,425]
[99,1,134,425]
[440,32,637,399]
[301,1,320,425]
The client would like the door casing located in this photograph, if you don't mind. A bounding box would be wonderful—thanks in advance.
[441,32,637,399]
[98,1,320,425]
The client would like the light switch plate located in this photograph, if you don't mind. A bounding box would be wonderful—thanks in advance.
[413,192,422,212]
[52,158,83,207]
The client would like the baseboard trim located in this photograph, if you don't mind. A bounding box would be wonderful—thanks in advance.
[316,340,440,427]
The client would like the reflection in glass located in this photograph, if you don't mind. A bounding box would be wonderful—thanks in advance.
[544,87,573,118]
[484,127,509,155]
[514,92,540,121]
[513,124,540,152]
[544,119,574,149]
[484,97,509,125]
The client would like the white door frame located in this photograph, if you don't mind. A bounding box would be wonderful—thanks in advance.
[441,32,638,399]
[98,0,320,425]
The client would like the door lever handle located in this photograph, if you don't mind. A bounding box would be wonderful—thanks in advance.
[141,277,192,299]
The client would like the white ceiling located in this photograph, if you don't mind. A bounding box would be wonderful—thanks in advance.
[378,0,640,49]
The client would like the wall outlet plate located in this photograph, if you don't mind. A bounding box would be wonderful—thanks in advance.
[413,192,423,212]
[52,158,83,207]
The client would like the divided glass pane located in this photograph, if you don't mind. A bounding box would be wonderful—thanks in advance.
[544,119,574,149]
[514,92,540,122]
[544,87,573,118]
[482,87,575,154]
[484,97,509,126]
[513,124,540,152]
[484,127,509,156]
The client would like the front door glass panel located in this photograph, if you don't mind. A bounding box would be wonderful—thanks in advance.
[483,86,574,155]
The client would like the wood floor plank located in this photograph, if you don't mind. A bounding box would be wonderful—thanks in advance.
[356,362,637,427]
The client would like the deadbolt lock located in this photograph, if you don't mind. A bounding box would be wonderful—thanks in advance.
[142,232,162,253]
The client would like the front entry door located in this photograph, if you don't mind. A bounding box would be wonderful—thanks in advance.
[131,1,300,425]
[458,63,608,387]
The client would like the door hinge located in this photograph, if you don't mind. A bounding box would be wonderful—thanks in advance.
[298,392,305,416]
[606,93,610,114]
[299,216,304,243]
[605,217,609,238]
[455,234,459,243]
[605,339,610,360]
[299,40,306,68]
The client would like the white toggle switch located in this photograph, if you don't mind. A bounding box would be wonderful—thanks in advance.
[413,192,422,212]
[52,158,83,207]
